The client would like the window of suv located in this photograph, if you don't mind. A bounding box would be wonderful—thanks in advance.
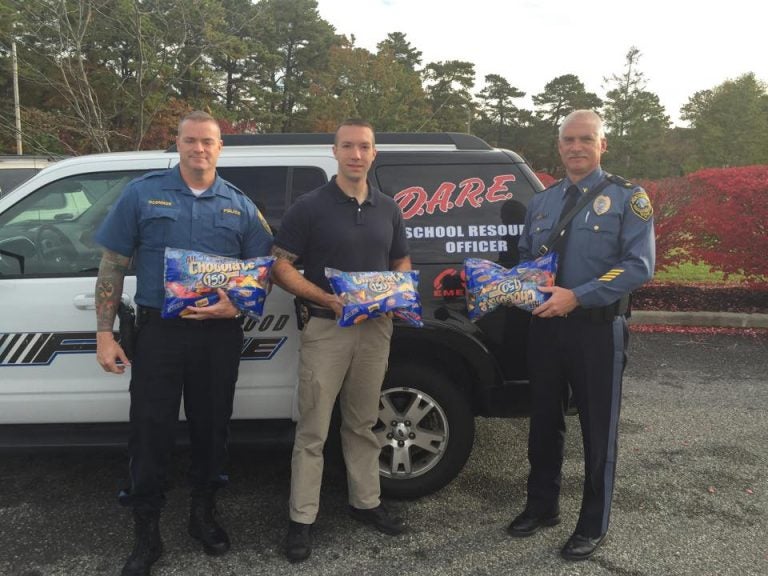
[376,163,535,266]
[0,171,147,276]
[218,166,327,233]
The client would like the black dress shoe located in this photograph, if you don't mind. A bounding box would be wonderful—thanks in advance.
[349,504,405,535]
[285,521,312,563]
[561,533,606,560]
[506,510,560,537]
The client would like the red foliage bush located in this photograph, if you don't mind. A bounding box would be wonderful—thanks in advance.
[641,165,768,280]
[535,172,556,187]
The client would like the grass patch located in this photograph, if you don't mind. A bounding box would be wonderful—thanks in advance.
[654,262,763,285]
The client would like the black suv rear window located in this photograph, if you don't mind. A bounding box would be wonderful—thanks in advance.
[376,163,535,266]
[218,166,326,232]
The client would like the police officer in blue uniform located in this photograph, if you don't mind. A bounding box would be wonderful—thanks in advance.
[508,110,655,560]
[94,111,273,576]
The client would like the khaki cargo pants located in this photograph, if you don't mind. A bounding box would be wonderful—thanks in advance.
[289,315,393,524]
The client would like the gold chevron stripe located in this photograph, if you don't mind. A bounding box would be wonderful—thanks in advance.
[599,269,624,282]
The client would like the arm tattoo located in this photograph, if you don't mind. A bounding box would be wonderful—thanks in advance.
[270,245,298,264]
[95,250,131,332]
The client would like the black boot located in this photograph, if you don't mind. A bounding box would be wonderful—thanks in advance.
[121,509,163,576]
[189,495,231,556]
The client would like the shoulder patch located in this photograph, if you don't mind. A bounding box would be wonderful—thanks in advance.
[257,210,273,236]
[630,189,653,221]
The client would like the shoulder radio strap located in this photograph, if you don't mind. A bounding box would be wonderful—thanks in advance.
[537,175,612,257]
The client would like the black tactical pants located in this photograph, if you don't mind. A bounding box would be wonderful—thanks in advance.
[124,308,243,511]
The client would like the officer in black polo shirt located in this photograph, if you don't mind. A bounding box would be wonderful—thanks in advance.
[508,110,655,561]
[271,119,411,563]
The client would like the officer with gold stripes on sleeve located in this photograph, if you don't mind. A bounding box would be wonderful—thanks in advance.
[508,110,655,561]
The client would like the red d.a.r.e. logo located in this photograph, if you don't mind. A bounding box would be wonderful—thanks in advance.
[433,268,466,298]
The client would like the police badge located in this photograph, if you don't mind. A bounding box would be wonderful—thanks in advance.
[592,194,611,215]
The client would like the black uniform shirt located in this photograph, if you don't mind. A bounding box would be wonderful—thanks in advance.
[274,176,409,293]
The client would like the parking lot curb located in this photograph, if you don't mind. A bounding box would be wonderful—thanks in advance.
[630,310,768,329]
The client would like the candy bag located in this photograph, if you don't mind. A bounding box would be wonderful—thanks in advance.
[325,268,423,327]
[464,253,557,321]
[162,248,274,320]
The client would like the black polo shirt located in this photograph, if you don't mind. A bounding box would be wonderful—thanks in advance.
[275,176,409,293]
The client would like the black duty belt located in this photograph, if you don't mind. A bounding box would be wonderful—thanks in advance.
[306,306,336,320]
[564,295,630,323]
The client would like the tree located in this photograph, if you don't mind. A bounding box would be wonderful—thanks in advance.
[9,0,117,152]
[302,41,430,132]
[532,74,602,173]
[0,0,240,153]
[602,47,670,178]
[253,0,338,132]
[420,60,476,132]
[359,44,431,131]
[205,0,262,112]
[475,74,524,146]
[376,32,422,71]
[681,73,768,169]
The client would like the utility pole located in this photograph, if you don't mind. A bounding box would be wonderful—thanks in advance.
[12,39,22,155]
[466,102,471,135]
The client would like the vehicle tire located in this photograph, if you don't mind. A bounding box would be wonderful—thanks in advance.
[378,361,475,499]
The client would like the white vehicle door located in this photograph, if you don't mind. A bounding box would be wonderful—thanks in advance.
[0,165,299,425]
[0,170,146,424]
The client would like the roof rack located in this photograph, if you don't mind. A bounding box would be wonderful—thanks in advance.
[166,132,492,152]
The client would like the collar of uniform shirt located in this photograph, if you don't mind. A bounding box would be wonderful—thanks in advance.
[562,167,605,198]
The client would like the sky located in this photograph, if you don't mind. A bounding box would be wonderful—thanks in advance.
[315,0,767,127]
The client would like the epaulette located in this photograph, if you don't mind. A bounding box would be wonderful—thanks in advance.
[541,178,563,192]
[133,169,168,183]
[224,181,246,196]
[606,173,636,188]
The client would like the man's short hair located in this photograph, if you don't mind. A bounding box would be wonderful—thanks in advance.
[559,110,605,140]
[178,110,220,136]
[335,119,375,145]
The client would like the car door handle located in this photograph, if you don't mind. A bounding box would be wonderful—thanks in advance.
[73,293,131,310]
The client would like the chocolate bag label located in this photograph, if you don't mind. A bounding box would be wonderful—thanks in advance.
[325,268,423,328]
[163,248,274,320]
[464,253,557,321]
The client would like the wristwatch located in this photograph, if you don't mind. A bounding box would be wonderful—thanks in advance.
[233,309,244,320]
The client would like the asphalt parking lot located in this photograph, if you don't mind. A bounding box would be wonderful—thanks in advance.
[1,331,767,576]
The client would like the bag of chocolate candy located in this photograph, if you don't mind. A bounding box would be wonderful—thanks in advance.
[324,268,423,327]
[464,253,557,321]
[162,248,274,320]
